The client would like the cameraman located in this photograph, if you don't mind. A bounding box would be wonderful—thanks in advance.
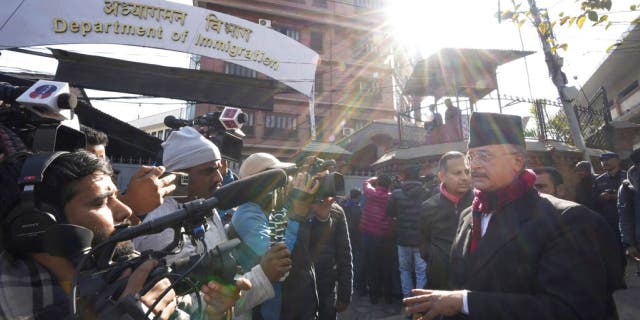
[0,151,180,319]
[231,152,320,320]
[80,126,177,224]
[132,127,290,318]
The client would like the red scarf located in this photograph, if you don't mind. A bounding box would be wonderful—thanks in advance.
[440,183,464,206]
[469,169,536,252]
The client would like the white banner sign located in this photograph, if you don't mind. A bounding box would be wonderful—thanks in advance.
[0,0,319,97]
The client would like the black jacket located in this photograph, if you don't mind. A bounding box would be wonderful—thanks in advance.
[619,165,639,247]
[445,189,624,320]
[310,204,353,304]
[280,216,318,320]
[419,190,473,289]
[386,180,430,247]
[593,170,626,237]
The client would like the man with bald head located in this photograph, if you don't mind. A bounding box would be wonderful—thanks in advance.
[404,113,623,320]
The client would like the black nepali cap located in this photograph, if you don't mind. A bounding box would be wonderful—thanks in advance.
[468,112,525,149]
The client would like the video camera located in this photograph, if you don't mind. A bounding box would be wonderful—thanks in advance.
[164,106,247,162]
[71,168,289,318]
[287,157,344,200]
[0,80,85,153]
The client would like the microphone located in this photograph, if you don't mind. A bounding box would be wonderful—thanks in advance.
[163,115,193,130]
[107,168,288,243]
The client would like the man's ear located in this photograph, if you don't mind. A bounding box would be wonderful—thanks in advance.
[437,171,444,183]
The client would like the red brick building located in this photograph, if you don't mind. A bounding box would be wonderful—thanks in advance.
[192,0,396,161]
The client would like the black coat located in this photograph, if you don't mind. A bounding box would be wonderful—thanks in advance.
[280,216,318,320]
[446,189,624,320]
[310,204,353,304]
[386,180,430,247]
[419,190,473,290]
[619,165,639,247]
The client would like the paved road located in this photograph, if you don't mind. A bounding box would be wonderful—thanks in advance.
[615,259,640,320]
[338,260,640,320]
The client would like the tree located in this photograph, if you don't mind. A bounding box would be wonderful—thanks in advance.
[527,104,572,143]
[500,0,616,52]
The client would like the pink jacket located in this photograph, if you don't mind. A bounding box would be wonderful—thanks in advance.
[359,177,393,238]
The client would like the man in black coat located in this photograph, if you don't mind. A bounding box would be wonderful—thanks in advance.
[404,112,624,320]
[386,165,430,297]
[420,151,473,290]
[310,200,353,320]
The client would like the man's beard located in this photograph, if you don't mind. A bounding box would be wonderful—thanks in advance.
[90,228,135,261]
[112,241,136,262]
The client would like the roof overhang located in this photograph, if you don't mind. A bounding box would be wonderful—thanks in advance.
[52,49,296,111]
[404,48,534,102]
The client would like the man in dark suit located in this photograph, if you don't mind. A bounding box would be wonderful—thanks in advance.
[420,151,473,290]
[404,113,624,320]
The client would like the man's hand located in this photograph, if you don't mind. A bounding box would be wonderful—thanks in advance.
[287,171,319,218]
[119,259,177,320]
[403,289,465,320]
[120,166,176,218]
[260,243,292,282]
[336,302,349,313]
[627,246,640,261]
[200,278,252,320]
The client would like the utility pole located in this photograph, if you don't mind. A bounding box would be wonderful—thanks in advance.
[527,0,591,164]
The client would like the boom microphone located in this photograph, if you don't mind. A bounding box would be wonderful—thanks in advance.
[107,168,288,243]
[163,115,193,130]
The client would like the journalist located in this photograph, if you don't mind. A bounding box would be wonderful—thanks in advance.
[0,151,183,319]
[80,126,177,224]
[231,152,320,320]
[132,127,290,319]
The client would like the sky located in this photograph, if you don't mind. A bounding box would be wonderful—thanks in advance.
[386,0,639,118]
[1,0,638,123]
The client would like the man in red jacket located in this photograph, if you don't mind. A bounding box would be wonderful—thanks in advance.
[359,174,393,304]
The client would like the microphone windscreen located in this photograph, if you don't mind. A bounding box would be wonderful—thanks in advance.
[164,115,179,128]
[214,168,288,210]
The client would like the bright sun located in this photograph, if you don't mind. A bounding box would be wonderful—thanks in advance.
[385,1,510,57]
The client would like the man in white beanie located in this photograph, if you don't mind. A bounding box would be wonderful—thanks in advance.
[133,127,292,319]
[231,152,320,320]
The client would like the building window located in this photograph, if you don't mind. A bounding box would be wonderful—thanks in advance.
[265,112,298,139]
[224,62,257,78]
[242,111,255,136]
[313,116,325,141]
[349,119,368,130]
[273,25,300,41]
[312,0,328,7]
[353,36,374,59]
[355,0,383,9]
[315,73,324,94]
[358,78,380,97]
[310,31,323,52]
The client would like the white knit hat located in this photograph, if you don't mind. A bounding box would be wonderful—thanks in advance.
[239,152,294,178]
[162,127,221,172]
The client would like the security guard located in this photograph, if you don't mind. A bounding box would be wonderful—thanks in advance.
[594,152,626,238]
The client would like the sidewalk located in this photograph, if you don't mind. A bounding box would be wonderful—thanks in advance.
[338,294,405,320]
[338,260,640,320]
[614,260,640,320]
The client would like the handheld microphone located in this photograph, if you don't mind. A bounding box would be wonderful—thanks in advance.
[107,168,288,243]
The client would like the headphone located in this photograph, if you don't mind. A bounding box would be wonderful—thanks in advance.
[4,151,69,253]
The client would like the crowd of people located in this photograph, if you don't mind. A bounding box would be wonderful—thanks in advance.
[0,110,639,319]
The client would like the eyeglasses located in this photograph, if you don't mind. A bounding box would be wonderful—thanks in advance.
[466,150,518,165]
